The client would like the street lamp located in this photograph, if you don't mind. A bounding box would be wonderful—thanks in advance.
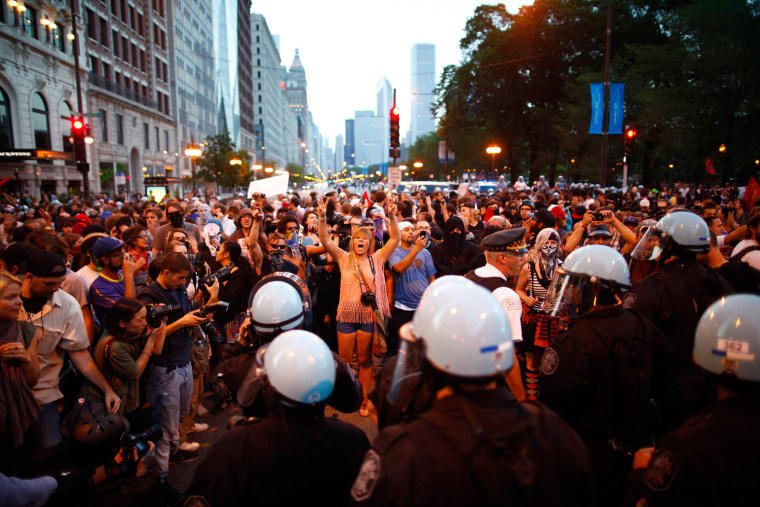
[264,167,273,173]
[414,161,423,180]
[486,145,502,174]
[184,145,202,194]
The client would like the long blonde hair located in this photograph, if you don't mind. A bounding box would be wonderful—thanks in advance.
[345,227,374,281]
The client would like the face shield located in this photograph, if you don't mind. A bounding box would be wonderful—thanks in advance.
[387,322,427,406]
[541,267,603,319]
[236,345,268,407]
[630,226,664,262]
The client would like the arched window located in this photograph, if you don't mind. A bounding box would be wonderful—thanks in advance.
[32,93,50,150]
[60,101,73,152]
[0,87,13,150]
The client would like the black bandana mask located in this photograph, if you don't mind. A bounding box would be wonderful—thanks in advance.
[168,211,184,229]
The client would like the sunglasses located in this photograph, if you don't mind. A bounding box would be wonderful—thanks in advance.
[269,244,288,250]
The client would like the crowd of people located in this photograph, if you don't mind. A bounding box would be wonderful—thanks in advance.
[0,176,759,506]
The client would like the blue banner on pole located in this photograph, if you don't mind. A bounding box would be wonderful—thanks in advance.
[589,83,604,134]
[608,83,624,134]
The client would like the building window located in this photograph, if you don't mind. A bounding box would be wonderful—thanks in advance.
[111,0,120,17]
[31,93,50,150]
[116,114,124,145]
[53,25,64,52]
[90,55,99,74]
[257,83,261,90]
[23,7,38,39]
[100,109,108,143]
[155,126,159,150]
[257,71,261,78]
[256,47,260,54]
[100,17,108,46]
[0,87,14,150]
[164,130,169,152]
[102,63,111,81]
[122,37,129,61]
[60,101,73,152]
[143,122,149,149]
[86,8,95,39]
[112,30,119,57]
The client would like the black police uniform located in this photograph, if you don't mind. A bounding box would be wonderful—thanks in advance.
[187,416,369,506]
[624,259,733,429]
[625,394,760,506]
[540,305,673,506]
[350,387,593,506]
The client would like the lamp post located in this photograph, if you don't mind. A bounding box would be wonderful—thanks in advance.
[229,157,242,195]
[184,145,202,195]
[486,146,502,175]
[252,163,262,181]
[413,161,423,176]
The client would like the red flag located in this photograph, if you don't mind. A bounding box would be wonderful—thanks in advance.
[705,158,717,175]
[744,176,760,211]
[362,190,369,202]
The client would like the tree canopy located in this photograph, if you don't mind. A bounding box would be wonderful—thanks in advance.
[434,0,760,185]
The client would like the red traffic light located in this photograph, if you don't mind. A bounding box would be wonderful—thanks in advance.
[72,118,85,131]
[390,107,400,119]
[625,128,637,139]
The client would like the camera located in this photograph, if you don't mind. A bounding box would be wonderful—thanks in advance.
[121,425,162,466]
[200,264,233,287]
[335,222,352,238]
[197,301,229,342]
[417,230,428,240]
[593,212,605,221]
[145,303,182,327]
[327,213,344,227]
[193,251,206,273]
[360,291,377,308]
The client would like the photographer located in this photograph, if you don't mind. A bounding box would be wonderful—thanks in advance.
[138,253,209,471]
[87,298,166,417]
[318,198,399,417]
[212,241,255,354]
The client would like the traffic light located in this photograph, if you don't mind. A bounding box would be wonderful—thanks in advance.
[389,106,400,153]
[71,116,88,170]
[624,127,637,155]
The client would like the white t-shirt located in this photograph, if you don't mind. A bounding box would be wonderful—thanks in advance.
[473,263,523,343]
[76,265,101,291]
[731,239,760,270]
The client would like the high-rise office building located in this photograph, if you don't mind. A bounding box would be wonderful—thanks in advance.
[344,119,355,167]
[285,49,314,173]
[334,135,345,172]
[376,76,392,164]
[354,110,385,169]
[0,1,84,196]
[173,0,216,187]
[213,0,254,153]
[82,0,176,195]
[410,43,436,145]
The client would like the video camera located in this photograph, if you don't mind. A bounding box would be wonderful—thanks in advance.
[145,303,183,328]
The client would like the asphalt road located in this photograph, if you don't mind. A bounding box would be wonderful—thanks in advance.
[167,390,379,495]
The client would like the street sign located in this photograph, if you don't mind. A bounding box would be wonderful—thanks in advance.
[387,166,401,186]
[36,150,74,161]
[0,149,36,161]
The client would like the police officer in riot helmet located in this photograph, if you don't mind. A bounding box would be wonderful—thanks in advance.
[625,211,733,431]
[350,277,593,506]
[187,331,369,506]
[208,272,362,417]
[540,245,673,506]
[626,295,760,506]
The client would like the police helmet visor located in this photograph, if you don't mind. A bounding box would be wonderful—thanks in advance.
[387,322,426,406]
[630,226,664,262]
[541,267,618,319]
[236,345,268,407]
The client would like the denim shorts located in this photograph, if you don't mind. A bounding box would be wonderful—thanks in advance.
[337,321,375,334]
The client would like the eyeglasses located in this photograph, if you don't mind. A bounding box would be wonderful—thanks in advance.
[270,244,288,250]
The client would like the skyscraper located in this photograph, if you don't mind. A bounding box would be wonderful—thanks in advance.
[344,119,355,167]
[285,50,314,173]
[410,43,436,145]
[377,77,392,164]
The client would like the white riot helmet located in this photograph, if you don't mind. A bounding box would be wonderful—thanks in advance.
[631,210,709,262]
[262,330,336,404]
[248,272,311,339]
[694,294,760,383]
[543,245,630,319]
[391,277,513,403]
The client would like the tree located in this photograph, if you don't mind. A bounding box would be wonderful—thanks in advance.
[196,131,252,189]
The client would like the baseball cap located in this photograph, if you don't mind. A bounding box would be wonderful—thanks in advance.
[550,206,566,220]
[571,205,587,220]
[92,237,124,259]
[639,198,651,208]
[398,221,414,231]
[27,249,66,278]
[588,224,613,238]
[75,213,91,224]
[623,216,640,226]
[531,208,557,228]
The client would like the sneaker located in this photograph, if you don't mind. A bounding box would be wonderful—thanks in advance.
[178,441,200,452]
[188,422,209,433]
[169,449,199,464]
[196,405,209,418]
